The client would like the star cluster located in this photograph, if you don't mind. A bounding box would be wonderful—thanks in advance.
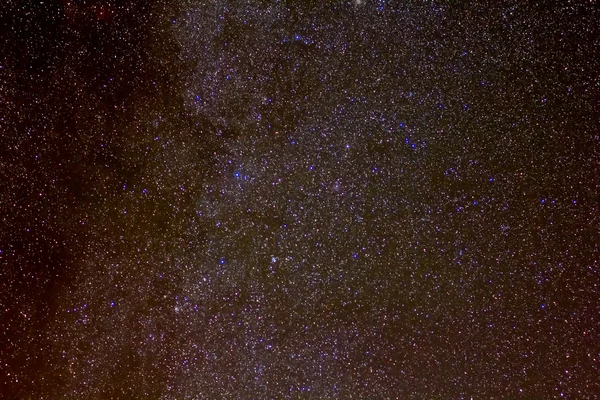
[1,1,599,399]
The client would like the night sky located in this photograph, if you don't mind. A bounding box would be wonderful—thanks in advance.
[1,1,599,399]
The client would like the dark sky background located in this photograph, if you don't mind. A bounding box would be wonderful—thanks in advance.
[1,1,599,399]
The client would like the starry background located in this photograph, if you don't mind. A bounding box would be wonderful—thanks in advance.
[1,0,599,399]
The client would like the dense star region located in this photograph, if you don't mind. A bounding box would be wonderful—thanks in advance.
[1,1,599,399]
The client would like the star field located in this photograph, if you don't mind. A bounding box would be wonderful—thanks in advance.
[1,1,599,399]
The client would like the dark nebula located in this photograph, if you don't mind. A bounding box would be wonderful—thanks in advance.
[1,1,599,399]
